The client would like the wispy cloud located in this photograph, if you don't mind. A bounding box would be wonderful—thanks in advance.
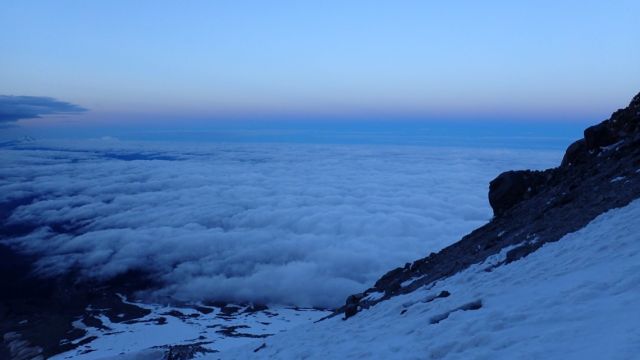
[0,95,86,123]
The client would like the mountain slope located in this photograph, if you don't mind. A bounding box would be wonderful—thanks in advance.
[222,197,640,359]
[218,91,640,358]
[337,91,640,318]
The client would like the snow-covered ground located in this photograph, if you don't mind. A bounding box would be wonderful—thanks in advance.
[50,301,329,359]
[216,198,640,359]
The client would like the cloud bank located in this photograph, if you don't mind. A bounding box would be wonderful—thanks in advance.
[0,140,561,307]
[0,95,86,123]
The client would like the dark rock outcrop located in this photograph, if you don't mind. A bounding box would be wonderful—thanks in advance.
[343,293,365,319]
[338,91,640,319]
[584,122,617,150]
[488,91,640,217]
[560,139,587,167]
[488,170,551,217]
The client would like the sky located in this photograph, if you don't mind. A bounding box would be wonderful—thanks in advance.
[1,0,639,141]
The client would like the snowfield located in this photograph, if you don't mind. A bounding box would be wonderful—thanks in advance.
[48,302,329,360]
[218,198,640,359]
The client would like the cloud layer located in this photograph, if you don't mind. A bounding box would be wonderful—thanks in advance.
[0,95,86,123]
[0,140,561,307]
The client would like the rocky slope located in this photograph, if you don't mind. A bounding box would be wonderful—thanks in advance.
[340,91,640,319]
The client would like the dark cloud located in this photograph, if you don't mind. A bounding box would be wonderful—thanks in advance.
[0,95,87,123]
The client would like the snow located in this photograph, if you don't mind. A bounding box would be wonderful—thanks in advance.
[218,199,640,359]
[362,291,385,302]
[601,140,625,152]
[51,302,329,359]
[399,279,414,288]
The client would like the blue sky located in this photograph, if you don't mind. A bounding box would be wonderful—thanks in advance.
[1,0,639,141]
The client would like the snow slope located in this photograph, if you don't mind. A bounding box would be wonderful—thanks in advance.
[219,198,640,359]
[48,302,328,359]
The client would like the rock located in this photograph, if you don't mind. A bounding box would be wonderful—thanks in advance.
[580,92,639,152]
[343,293,365,319]
[373,267,404,290]
[220,305,242,316]
[488,170,547,217]
[561,139,588,167]
[346,293,364,304]
[584,122,617,150]
[421,290,451,304]
[384,279,402,295]
[505,242,541,263]
[343,303,358,319]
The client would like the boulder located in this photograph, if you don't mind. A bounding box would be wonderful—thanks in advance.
[373,266,404,291]
[343,303,358,319]
[343,293,364,319]
[561,139,588,167]
[488,170,547,217]
[584,122,617,150]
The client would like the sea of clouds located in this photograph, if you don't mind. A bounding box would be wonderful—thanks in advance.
[0,140,561,307]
